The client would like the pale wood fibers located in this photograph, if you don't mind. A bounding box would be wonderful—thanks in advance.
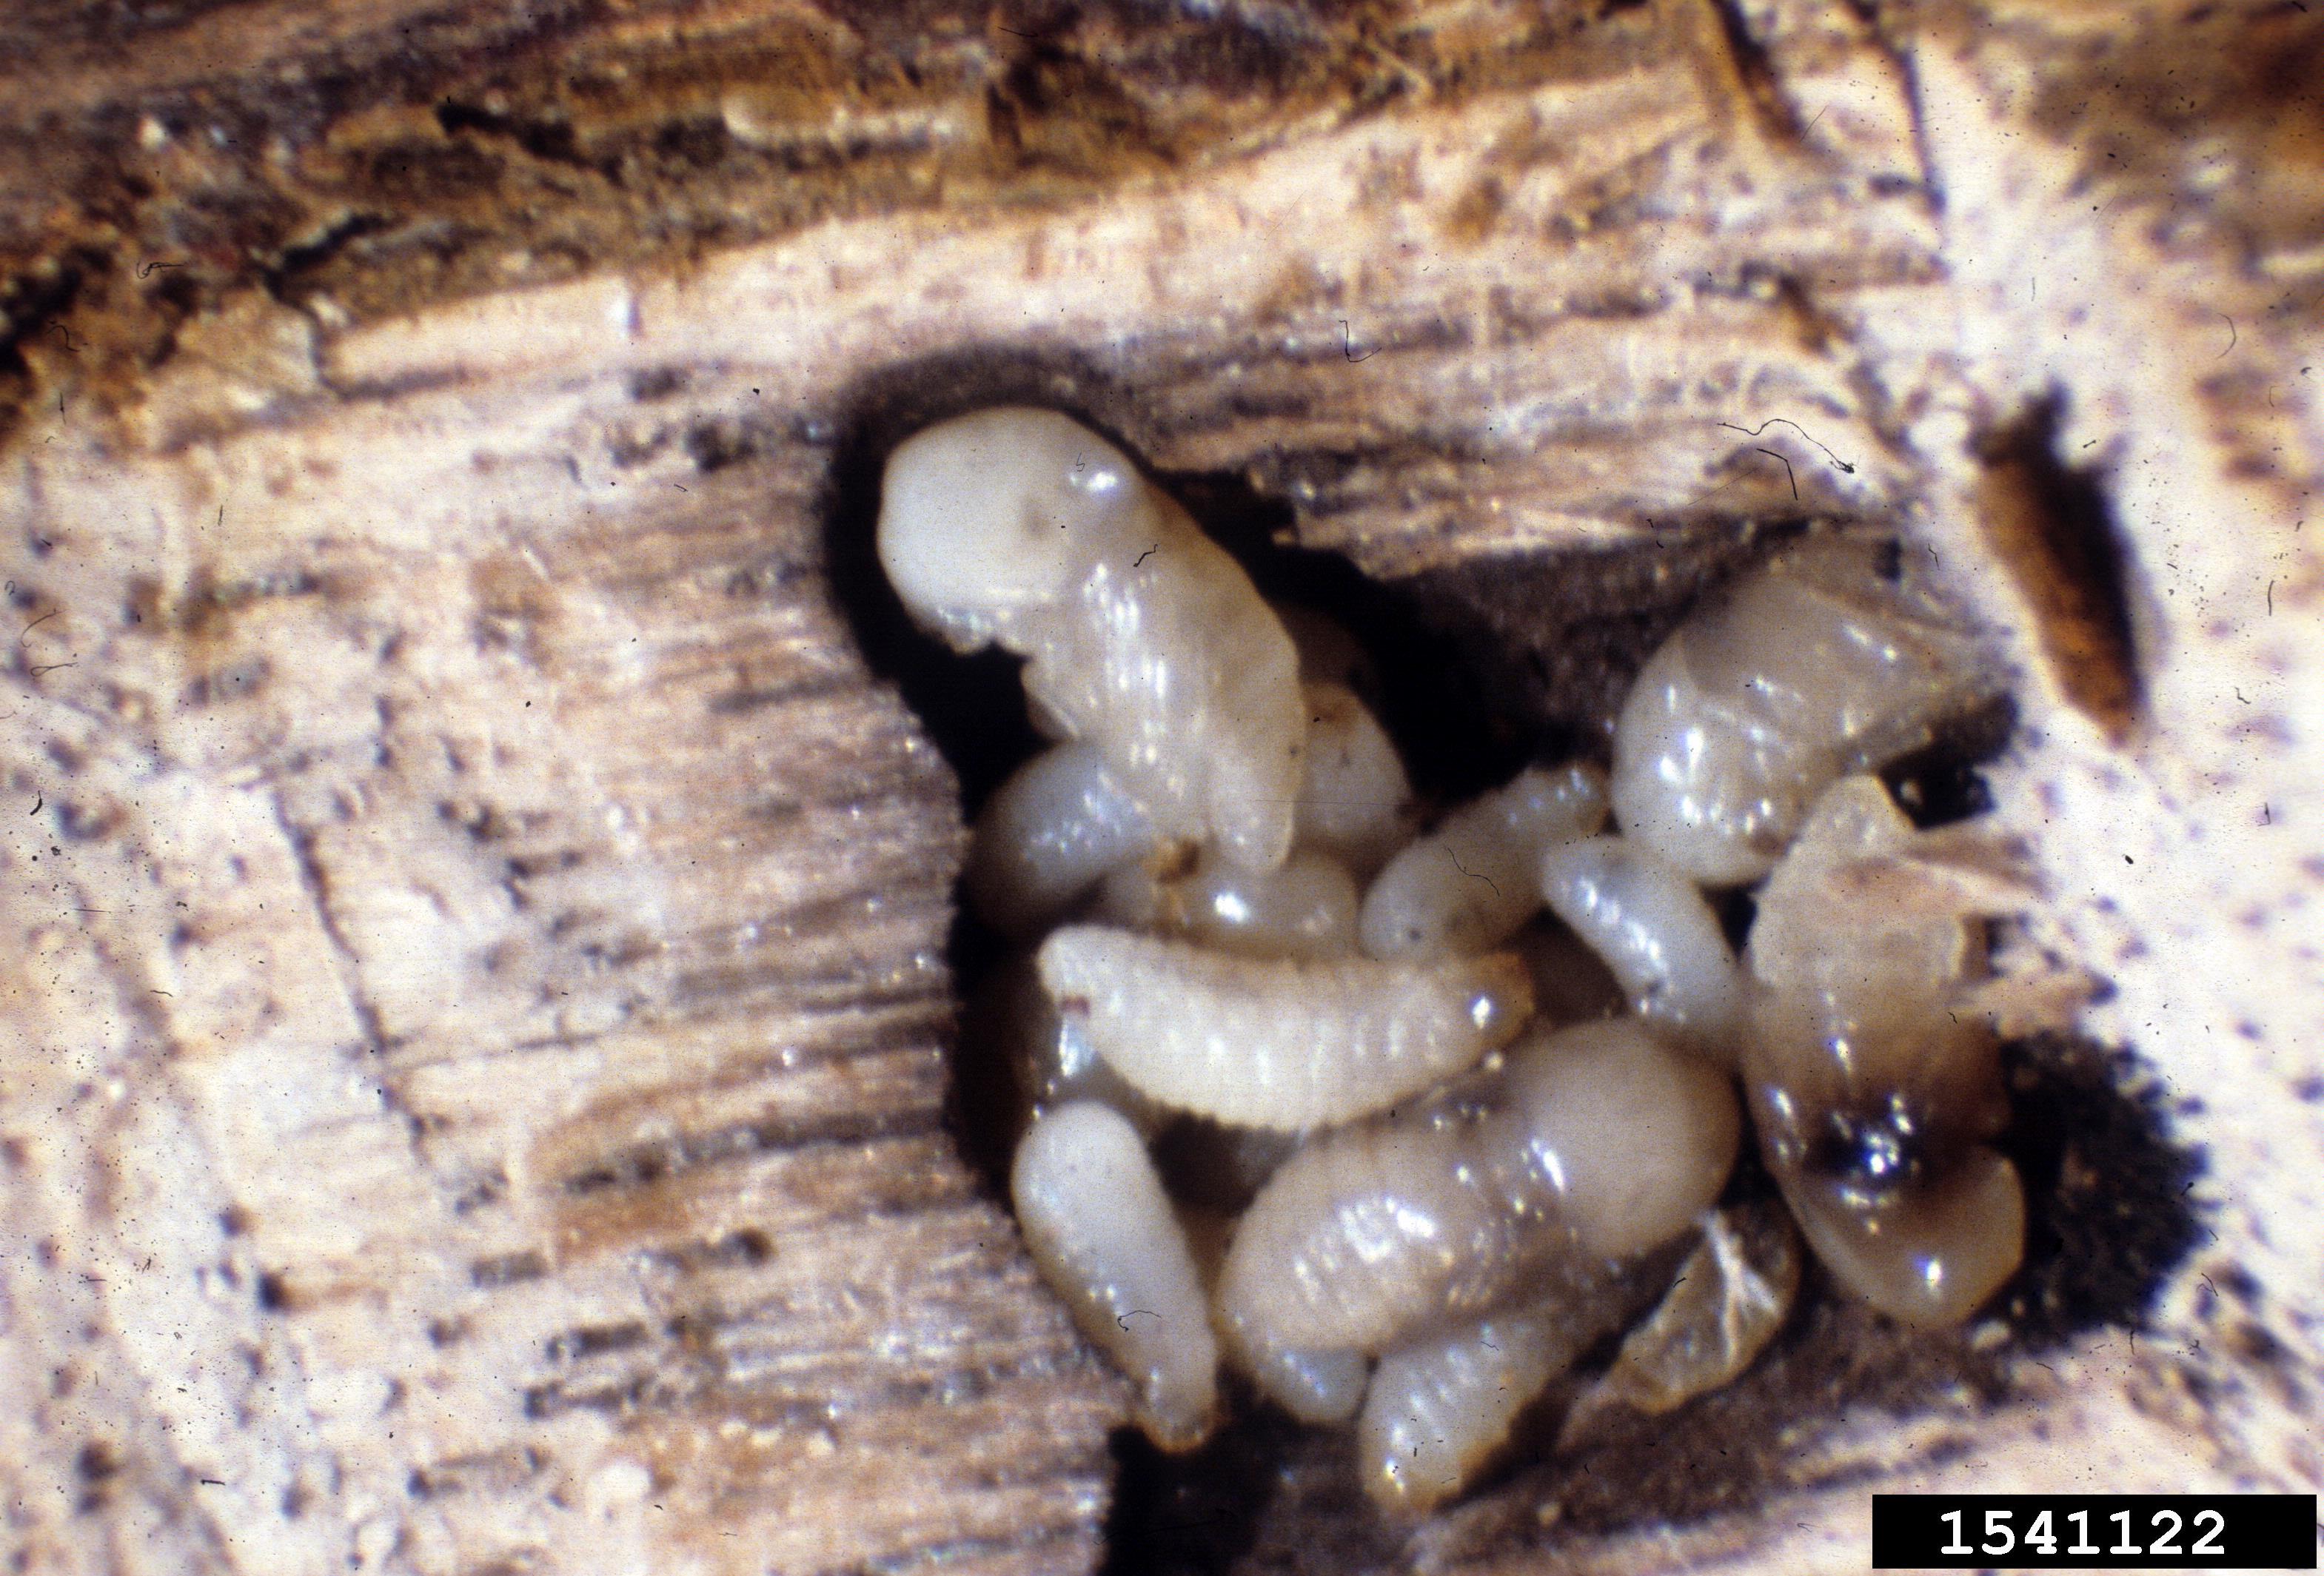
[0,1,2318,1572]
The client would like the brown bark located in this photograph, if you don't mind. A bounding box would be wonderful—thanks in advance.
[1,1,2318,1573]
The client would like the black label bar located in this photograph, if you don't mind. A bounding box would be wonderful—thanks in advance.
[1872,1494,2317,1569]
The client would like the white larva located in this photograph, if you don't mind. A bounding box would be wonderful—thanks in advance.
[1094,845,1362,962]
[1611,537,1997,886]
[1359,762,1610,959]
[1183,1202,1370,1425]
[1241,1339,1373,1427]
[883,413,2036,1503]
[1744,777,2025,1327]
[965,742,1156,936]
[1357,1286,1623,1514]
[1011,1101,1219,1451]
[1536,834,1745,1063]
[1035,925,1533,1132]
[877,408,1307,869]
[1497,1017,1742,1261]
[1295,682,1418,878]
[1216,1115,1521,1356]
[1216,1019,1740,1356]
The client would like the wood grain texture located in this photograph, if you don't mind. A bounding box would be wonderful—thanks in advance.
[0,0,2318,1572]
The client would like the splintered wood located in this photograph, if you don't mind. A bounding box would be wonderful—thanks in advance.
[0,1,2318,1574]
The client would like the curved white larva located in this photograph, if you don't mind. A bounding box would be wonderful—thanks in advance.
[1182,1201,1370,1425]
[1358,1293,1614,1513]
[1359,763,1610,960]
[1216,1116,1534,1355]
[1296,683,1417,878]
[1035,925,1533,1131]
[1536,834,1744,1062]
[1094,845,1362,962]
[1499,1018,1741,1261]
[1011,1101,1220,1451]
[877,408,1307,870]
[1610,537,1997,886]
[965,742,1156,936]
[1216,1019,1736,1357]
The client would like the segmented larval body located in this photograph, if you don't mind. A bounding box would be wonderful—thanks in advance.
[1359,763,1610,959]
[1094,845,1362,962]
[1036,925,1533,1131]
[1357,1273,1629,1512]
[1011,1101,1219,1449]
[1744,776,2025,1327]
[1612,537,1997,886]
[1182,1198,1371,1424]
[1537,834,1744,1062]
[1296,683,1417,877]
[1217,1019,1739,1355]
[877,408,1307,869]
[1218,1116,1522,1357]
[966,742,1156,936]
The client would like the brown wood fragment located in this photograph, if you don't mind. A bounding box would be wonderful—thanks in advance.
[1,1,2318,1572]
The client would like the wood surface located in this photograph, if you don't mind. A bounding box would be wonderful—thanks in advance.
[1,1,2318,1572]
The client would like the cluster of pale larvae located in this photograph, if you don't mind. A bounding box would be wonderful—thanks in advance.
[876,408,2043,1512]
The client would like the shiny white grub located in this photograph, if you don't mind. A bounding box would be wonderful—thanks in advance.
[1216,1018,1740,1356]
[965,742,1156,936]
[1537,834,1745,1062]
[1611,537,1997,886]
[877,408,1308,868]
[1357,1267,1638,1514]
[1037,925,1533,1131]
[1012,1100,1219,1450]
[1359,762,1610,959]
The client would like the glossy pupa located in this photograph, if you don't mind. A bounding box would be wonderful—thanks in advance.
[1216,1019,1739,1356]
[879,408,1308,869]
[1610,537,1997,886]
[1744,777,2028,1327]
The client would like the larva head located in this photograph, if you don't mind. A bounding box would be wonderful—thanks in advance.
[877,407,1144,648]
[1747,989,2021,1324]
[1499,1019,1741,1261]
